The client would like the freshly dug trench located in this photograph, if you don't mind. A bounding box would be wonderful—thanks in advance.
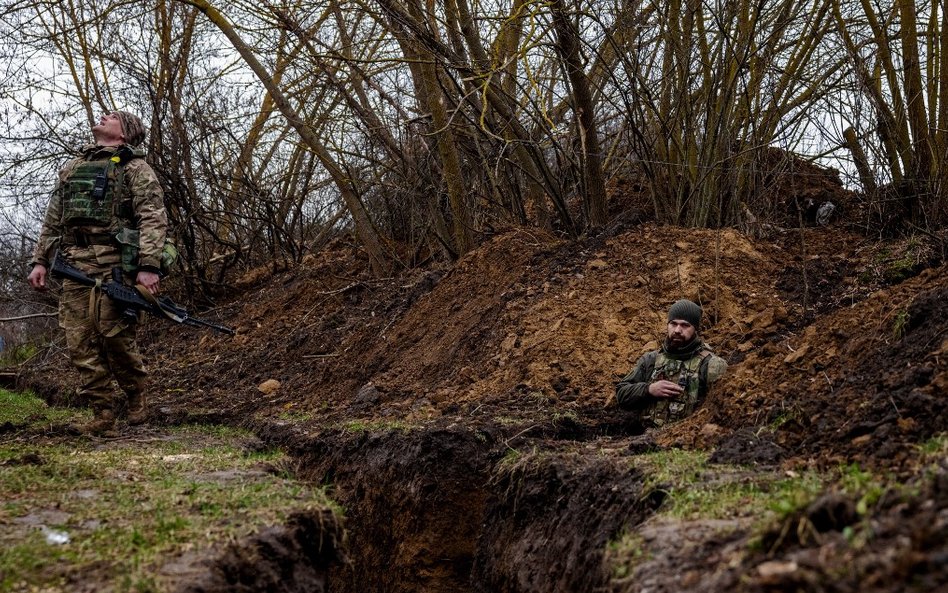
[178,509,344,593]
[291,426,494,593]
[473,448,653,593]
[275,423,656,593]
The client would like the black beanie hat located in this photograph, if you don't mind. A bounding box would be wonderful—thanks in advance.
[667,299,702,329]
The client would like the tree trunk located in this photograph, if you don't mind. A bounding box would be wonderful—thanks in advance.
[550,0,607,228]
[178,0,389,276]
[843,126,878,196]
[896,0,932,182]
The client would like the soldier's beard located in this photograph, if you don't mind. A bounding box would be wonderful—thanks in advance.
[666,334,698,353]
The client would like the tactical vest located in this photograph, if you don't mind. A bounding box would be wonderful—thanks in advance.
[61,147,142,228]
[642,350,709,426]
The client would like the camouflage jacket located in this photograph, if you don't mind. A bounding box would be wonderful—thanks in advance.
[32,144,166,276]
[615,338,727,426]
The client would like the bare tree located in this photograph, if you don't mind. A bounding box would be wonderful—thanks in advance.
[605,0,842,226]
[0,0,891,289]
[833,0,947,233]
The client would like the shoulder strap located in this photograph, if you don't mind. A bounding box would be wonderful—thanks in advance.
[696,350,716,396]
[110,147,144,215]
[652,350,666,368]
[134,285,184,322]
[115,145,145,165]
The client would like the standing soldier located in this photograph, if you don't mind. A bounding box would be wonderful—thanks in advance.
[27,111,167,435]
[616,299,728,427]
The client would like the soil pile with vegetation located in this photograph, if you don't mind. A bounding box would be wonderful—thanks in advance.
[8,173,948,592]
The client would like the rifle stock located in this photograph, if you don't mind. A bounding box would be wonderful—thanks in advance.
[50,253,235,335]
[50,256,98,288]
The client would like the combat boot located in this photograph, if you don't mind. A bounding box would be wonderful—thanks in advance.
[69,408,116,436]
[127,393,147,426]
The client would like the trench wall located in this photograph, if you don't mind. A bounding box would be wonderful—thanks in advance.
[275,425,655,593]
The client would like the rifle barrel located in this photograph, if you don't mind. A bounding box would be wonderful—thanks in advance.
[50,253,234,335]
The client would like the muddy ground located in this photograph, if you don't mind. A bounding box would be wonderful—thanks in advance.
[14,166,948,592]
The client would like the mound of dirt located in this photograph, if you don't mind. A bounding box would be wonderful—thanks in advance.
[732,459,948,593]
[19,216,943,472]
[14,182,948,593]
[676,263,948,470]
[752,147,859,229]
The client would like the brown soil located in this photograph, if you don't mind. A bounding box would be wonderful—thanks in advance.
[179,510,344,593]
[16,167,948,592]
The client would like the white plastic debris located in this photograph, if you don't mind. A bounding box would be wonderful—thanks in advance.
[43,527,70,545]
[817,201,836,225]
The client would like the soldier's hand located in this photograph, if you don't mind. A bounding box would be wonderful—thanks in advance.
[648,379,684,398]
[28,264,47,291]
[136,270,160,295]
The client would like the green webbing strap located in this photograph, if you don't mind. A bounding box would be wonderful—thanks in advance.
[133,284,185,323]
[89,278,103,334]
[88,279,125,338]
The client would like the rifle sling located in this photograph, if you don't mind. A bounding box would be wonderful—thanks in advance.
[133,285,185,323]
[88,280,124,338]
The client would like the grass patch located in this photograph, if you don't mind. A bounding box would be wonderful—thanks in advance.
[0,389,337,592]
[0,389,78,427]
[636,449,825,522]
[891,309,910,340]
[605,530,648,579]
[607,449,827,578]
[609,437,944,581]
[837,462,887,515]
[918,433,947,458]
[278,410,315,422]
[0,343,39,368]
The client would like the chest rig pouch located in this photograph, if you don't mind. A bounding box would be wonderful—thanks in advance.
[61,147,142,227]
[644,351,708,426]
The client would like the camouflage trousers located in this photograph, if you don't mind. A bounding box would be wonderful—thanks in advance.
[59,278,147,412]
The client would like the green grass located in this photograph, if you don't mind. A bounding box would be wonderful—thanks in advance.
[609,432,948,582]
[0,389,338,592]
[891,309,910,340]
[0,389,78,427]
[636,449,826,521]
[918,433,947,458]
[606,530,647,579]
[278,410,315,422]
[837,462,887,515]
[606,448,827,577]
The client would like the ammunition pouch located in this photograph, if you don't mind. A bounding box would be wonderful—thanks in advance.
[114,227,178,276]
[60,147,142,227]
[159,241,179,276]
[115,228,141,274]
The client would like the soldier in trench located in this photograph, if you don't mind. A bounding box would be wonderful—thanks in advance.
[27,111,168,435]
[615,299,727,427]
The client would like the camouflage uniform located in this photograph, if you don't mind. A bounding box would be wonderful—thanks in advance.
[32,144,167,418]
[615,338,727,427]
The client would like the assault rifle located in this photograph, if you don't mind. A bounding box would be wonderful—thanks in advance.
[50,253,235,335]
